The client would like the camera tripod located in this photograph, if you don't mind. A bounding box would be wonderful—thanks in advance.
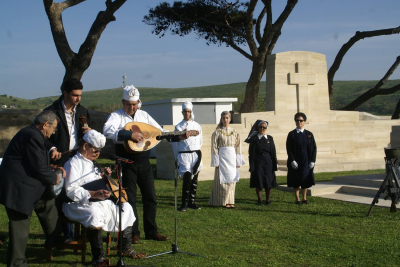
[366,153,400,216]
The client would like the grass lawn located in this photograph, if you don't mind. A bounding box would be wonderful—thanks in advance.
[0,167,399,267]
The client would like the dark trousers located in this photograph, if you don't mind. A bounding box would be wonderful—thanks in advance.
[5,198,61,267]
[122,161,158,238]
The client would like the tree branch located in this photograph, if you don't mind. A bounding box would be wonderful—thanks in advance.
[340,56,400,110]
[43,0,75,68]
[328,26,400,96]
[255,6,267,44]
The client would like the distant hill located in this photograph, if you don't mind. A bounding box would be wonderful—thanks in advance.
[1,80,399,115]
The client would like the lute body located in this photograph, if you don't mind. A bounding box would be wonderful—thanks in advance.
[123,122,199,153]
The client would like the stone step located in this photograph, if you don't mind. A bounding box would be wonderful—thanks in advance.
[333,174,385,187]
[316,192,400,210]
[277,182,343,196]
[340,185,381,196]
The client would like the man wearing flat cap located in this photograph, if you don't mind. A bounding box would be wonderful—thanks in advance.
[104,85,187,244]
[172,101,203,211]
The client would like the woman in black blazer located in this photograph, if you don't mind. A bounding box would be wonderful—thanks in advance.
[286,112,317,205]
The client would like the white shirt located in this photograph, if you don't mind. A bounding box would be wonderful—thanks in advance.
[172,120,203,157]
[172,119,203,176]
[103,108,165,143]
[64,152,100,204]
[296,128,305,133]
[62,100,78,150]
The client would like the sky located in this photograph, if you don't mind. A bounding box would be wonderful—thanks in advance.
[1,0,400,99]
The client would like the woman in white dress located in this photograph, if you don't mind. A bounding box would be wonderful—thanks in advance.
[62,130,145,265]
[208,111,245,208]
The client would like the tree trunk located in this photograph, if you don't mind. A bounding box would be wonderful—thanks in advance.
[239,60,265,113]
[391,99,400,119]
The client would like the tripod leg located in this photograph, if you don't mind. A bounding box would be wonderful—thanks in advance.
[366,173,391,217]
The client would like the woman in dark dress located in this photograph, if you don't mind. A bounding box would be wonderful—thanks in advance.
[286,112,317,205]
[248,121,278,205]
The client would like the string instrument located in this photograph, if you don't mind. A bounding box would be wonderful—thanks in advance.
[93,161,128,203]
[123,122,199,153]
[80,116,89,128]
[60,147,79,156]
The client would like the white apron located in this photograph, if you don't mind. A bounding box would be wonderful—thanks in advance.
[218,147,239,184]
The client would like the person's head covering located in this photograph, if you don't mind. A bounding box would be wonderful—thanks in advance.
[245,119,268,143]
[258,121,268,128]
[83,130,106,149]
[123,85,142,108]
[182,101,195,121]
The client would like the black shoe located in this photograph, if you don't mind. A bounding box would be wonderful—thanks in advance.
[92,254,108,267]
[302,200,309,204]
[44,236,71,249]
[295,200,301,205]
[266,201,271,205]
[178,202,188,212]
[188,202,201,210]
[256,201,263,206]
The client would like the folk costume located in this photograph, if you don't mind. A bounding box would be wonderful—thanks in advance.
[172,101,203,211]
[63,130,141,263]
[286,128,317,188]
[208,126,245,206]
[0,120,62,267]
[103,85,171,241]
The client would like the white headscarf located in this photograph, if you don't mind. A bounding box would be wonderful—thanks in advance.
[182,101,195,121]
[258,121,269,128]
[83,130,106,149]
[123,85,142,108]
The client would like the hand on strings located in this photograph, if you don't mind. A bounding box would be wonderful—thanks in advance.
[102,167,112,176]
[131,132,144,143]
[50,148,62,160]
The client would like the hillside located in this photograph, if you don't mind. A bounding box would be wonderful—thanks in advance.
[1,80,399,115]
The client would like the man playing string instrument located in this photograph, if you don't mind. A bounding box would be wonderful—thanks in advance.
[103,85,188,244]
[44,78,91,240]
[62,130,145,265]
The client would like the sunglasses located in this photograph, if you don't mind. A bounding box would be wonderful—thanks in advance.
[295,120,305,122]
[258,126,267,129]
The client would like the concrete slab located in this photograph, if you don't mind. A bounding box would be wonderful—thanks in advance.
[277,172,399,211]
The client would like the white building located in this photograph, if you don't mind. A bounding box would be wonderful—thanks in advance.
[142,98,237,125]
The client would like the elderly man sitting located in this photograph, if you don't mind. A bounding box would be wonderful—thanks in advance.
[62,130,145,265]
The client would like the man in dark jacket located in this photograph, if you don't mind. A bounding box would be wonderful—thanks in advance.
[0,110,65,267]
[44,78,91,167]
[44,78,91,240]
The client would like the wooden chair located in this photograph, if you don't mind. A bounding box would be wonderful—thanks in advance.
[45,217,112,263]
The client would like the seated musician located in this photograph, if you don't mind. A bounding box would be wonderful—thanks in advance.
[62,130,145,265]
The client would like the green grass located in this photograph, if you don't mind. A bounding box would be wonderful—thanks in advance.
[2,79,400,115]
[1,167,399,266]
